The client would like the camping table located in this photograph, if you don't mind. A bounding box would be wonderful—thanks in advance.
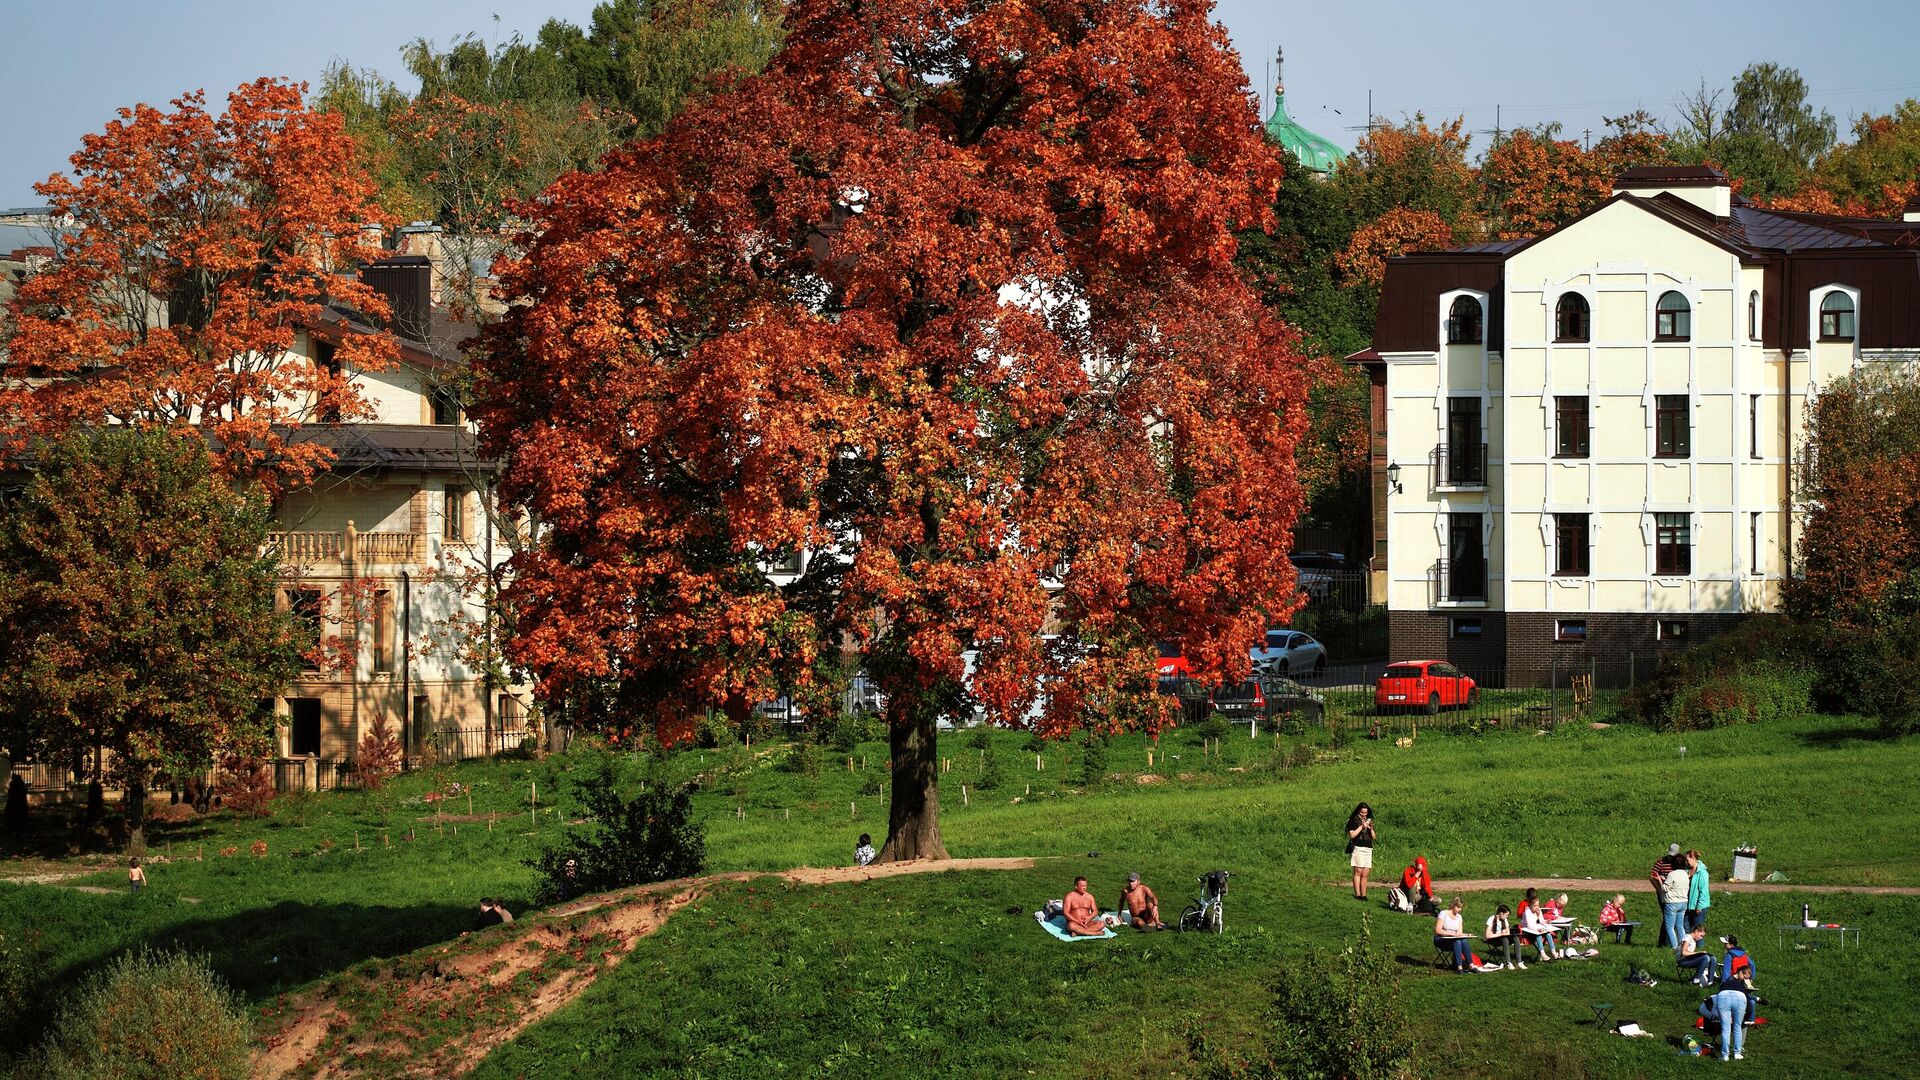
[1606,921,1642,945]
[1777,924,1861,950]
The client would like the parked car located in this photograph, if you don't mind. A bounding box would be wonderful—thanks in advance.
[1255,673,1326,725]
[1250,629,1327,678]
[1289,550,1345,601]
[1155,641,1191,693]
[1374,660,1477,714]
[1207,679,1266,723]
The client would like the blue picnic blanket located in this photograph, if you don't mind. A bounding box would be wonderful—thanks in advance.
[1038,912,1118,941]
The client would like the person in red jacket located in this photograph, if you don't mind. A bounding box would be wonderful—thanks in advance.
[1401,856,1437,913]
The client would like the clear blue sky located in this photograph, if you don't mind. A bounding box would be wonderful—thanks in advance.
[6,0,1919,207]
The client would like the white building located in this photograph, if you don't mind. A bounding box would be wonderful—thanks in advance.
[1352,166,1920,685]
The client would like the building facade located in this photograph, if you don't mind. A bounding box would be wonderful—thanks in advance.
[1355,167,1920,685]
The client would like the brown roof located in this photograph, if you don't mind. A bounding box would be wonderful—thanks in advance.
[1614,164,1730,187]
[281,423,492,475]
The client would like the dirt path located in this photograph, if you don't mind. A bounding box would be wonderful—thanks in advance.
[1371,877,1920,897]
[251,856,1041,1079]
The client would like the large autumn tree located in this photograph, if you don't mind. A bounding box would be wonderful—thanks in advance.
[0,429,304,848]
[477,0,1310,860]
[0,79,395,492]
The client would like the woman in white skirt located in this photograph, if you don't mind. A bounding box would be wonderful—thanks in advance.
[1346,802,1376,900]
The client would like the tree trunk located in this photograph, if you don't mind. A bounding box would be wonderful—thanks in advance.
[877,702,948,862]
[125,771,147,854]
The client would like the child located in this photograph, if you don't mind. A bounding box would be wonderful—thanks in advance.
[1599,893,1625,927]
[854,833,876,867]
[1541,893,1565,922]
[128,856,147,893]
[1484,903,1521,970]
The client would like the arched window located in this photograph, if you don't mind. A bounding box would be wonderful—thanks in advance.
[1747,290,1760,341]
[1447,295,1483,345]
[1555,293,1591,342]
[1819,291,1856,341]
[1655,291,1691,341]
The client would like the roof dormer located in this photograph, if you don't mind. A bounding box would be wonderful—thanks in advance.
[1613,165,1732,219]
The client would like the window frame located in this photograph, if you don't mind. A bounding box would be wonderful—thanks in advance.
[1657,619,1689,642]
[1449,617,1483,639]
[1554,395,1590,459]
[1654,394,1690,459]
[372,588,394,675]
[1553,512,1590,577]
[1446,295,1484,345]
[1818,291,1856,342]
[1555,619,1588,643]
[1654,291,1692,342]
[1654,512,1692,576]
[1554,293,1591,343]
[443,486,468,543]
[1750,511,1764,575]
[1748,290,1760,341]
[1749,394,1762,460]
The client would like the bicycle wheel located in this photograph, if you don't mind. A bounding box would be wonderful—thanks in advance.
[1179,903,1204,933]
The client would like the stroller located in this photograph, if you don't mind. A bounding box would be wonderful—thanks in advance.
[1177,870,1231,934]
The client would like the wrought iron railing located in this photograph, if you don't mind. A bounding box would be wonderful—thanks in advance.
[1430,443,1488,488]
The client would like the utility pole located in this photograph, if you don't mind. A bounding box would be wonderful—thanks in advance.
[1582,127,1593,152]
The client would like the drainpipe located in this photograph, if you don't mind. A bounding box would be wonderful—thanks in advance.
[400,569,412,771]
[483,483,495,754]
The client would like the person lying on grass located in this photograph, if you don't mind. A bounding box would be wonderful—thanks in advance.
[1063,876,1107,936]
[1121,872,1163,931]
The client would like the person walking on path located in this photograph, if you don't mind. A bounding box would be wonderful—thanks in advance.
[1650,843,1683,947]
[127,856,146,893]
[1687,849,1712,933]
[1346,802,1376,900]
[1661,860,1691,951]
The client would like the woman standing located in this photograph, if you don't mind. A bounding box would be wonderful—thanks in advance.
[1346,803,1376,900]
[1686,849,1712,933]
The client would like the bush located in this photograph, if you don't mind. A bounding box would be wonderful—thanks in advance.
[1192,714,1231,743]
[23,949,249,1080]
[780,733,822,779]
[356,714,403,791]
[964,726,992,751]
[215,755,274,816]
[820,711,882,753]
[1813,618,1920,733]
[858,771,883,797]
[1077,732,1109,786]
[1621,617,1817,731]
[974,741,1005,791]
[1189,917,1414,1080]
[0,927,36,1056]
[528,752,705,903]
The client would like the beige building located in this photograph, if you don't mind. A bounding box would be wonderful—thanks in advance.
[1353,167,1920,685]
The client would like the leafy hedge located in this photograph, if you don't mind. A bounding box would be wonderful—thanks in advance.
[22,949,249,1080]
[1622,617,1815,731]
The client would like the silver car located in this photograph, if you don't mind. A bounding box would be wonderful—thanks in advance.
[1249,629,1327,678]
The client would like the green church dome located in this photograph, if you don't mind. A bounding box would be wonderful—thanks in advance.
[1262,48,1345,176]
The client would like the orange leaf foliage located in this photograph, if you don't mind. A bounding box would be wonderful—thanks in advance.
[475,0,1314,743]
[1338,208,1455,286]
[0,79,397,491]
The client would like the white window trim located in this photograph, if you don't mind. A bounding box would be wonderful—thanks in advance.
[1808,283,1861,356]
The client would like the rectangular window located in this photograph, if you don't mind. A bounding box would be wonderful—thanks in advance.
[1554,513,1590,576]
[289,698,323,757]
[1658,619,1688,642]
[1654,395,1690,458]
[430,387,462,425]
[1655,513,1692,576]
[315,341,342,423]
[1751,512,1763,574]
[1449,617,1483,638]
[1749,395,1762,459]
[443,486,467,542]
[1555,619,1587,643]
[372,588,393,674]
[1555,396,1590,458]
[1445,513,1486,600]
[1445,398,1484,484]
[287,588,324,671]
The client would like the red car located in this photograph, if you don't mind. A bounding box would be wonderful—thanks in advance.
[1374,660,1477,714]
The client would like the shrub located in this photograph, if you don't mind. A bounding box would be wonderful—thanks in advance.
[1192,714,1230,743]
[780,733,822,779]
[24,949,249,1080]
[528,753,705,903]
[1022,730,1049,754]
[695,710,733,749]
[974,741,1005,791]
[356,714,403,791]
[1621,617,1817,731]
[1077,732,1110,786]
[215,755,274,816]
[1189,917,1414,1080]
[820,711,882,753]
[964,726,992,750]
[0,927,36,1055]
[1813,617,1920,734]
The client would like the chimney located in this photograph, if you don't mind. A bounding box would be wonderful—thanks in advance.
[398,222,445,300]
[1613,165,1732,218]
[360,222,387,250]
[1904,194,1920,223]
[359,256,432,344]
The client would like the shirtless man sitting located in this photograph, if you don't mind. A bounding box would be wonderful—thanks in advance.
[1062,876,1107,936]
[1121,872,1163,931]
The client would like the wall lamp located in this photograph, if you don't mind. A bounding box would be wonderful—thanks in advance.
[1385,461,1403,494]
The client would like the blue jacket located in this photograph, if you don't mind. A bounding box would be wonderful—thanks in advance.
[1689,863,1712,910]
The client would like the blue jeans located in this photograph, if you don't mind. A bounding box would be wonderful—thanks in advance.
[1687,908,1707,933]
[1715,991,1748,1058]
[1678,951,1716,984]
[1661,903,1686,949]
[1435,935,1470,970]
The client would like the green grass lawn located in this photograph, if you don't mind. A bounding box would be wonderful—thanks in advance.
[4,715,1917,1077]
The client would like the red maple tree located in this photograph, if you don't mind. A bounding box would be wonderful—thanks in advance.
[0,79,396,491]
[475,0,1312,859]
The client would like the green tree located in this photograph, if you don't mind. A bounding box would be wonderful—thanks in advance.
[0,430,303,849]
[1672,64,1837,198]
[539,0,783,139]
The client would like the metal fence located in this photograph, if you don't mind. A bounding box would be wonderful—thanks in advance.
[1268,655,1655,739]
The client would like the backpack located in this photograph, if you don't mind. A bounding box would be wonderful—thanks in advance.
[1386,885,1415,913]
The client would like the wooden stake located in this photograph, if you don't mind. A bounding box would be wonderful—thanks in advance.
[848,757,855,773]
[531,781,538,827]
[355,831,360,852]
[962,784,969,806]
[197,845,204,862]
[784,808,790,820]
[850,801,857,819]
[383,833,390,848]
[467,791,474,816]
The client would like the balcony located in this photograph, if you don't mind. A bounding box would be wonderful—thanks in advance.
[1430,443,1488,490]
[267,523,423,566]
[1431,558,1487,604]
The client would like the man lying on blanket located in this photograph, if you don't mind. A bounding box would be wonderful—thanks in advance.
[1063,876,1109,936]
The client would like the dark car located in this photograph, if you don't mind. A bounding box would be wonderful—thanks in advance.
[1255,674,1326,725]
[1209,679,1266,722]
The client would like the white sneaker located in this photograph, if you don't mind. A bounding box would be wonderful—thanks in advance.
[1733,1052,1744,1060]
[1515,961,1528,969]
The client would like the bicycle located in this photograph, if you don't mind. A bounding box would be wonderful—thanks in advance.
[1178,870,1231,934]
